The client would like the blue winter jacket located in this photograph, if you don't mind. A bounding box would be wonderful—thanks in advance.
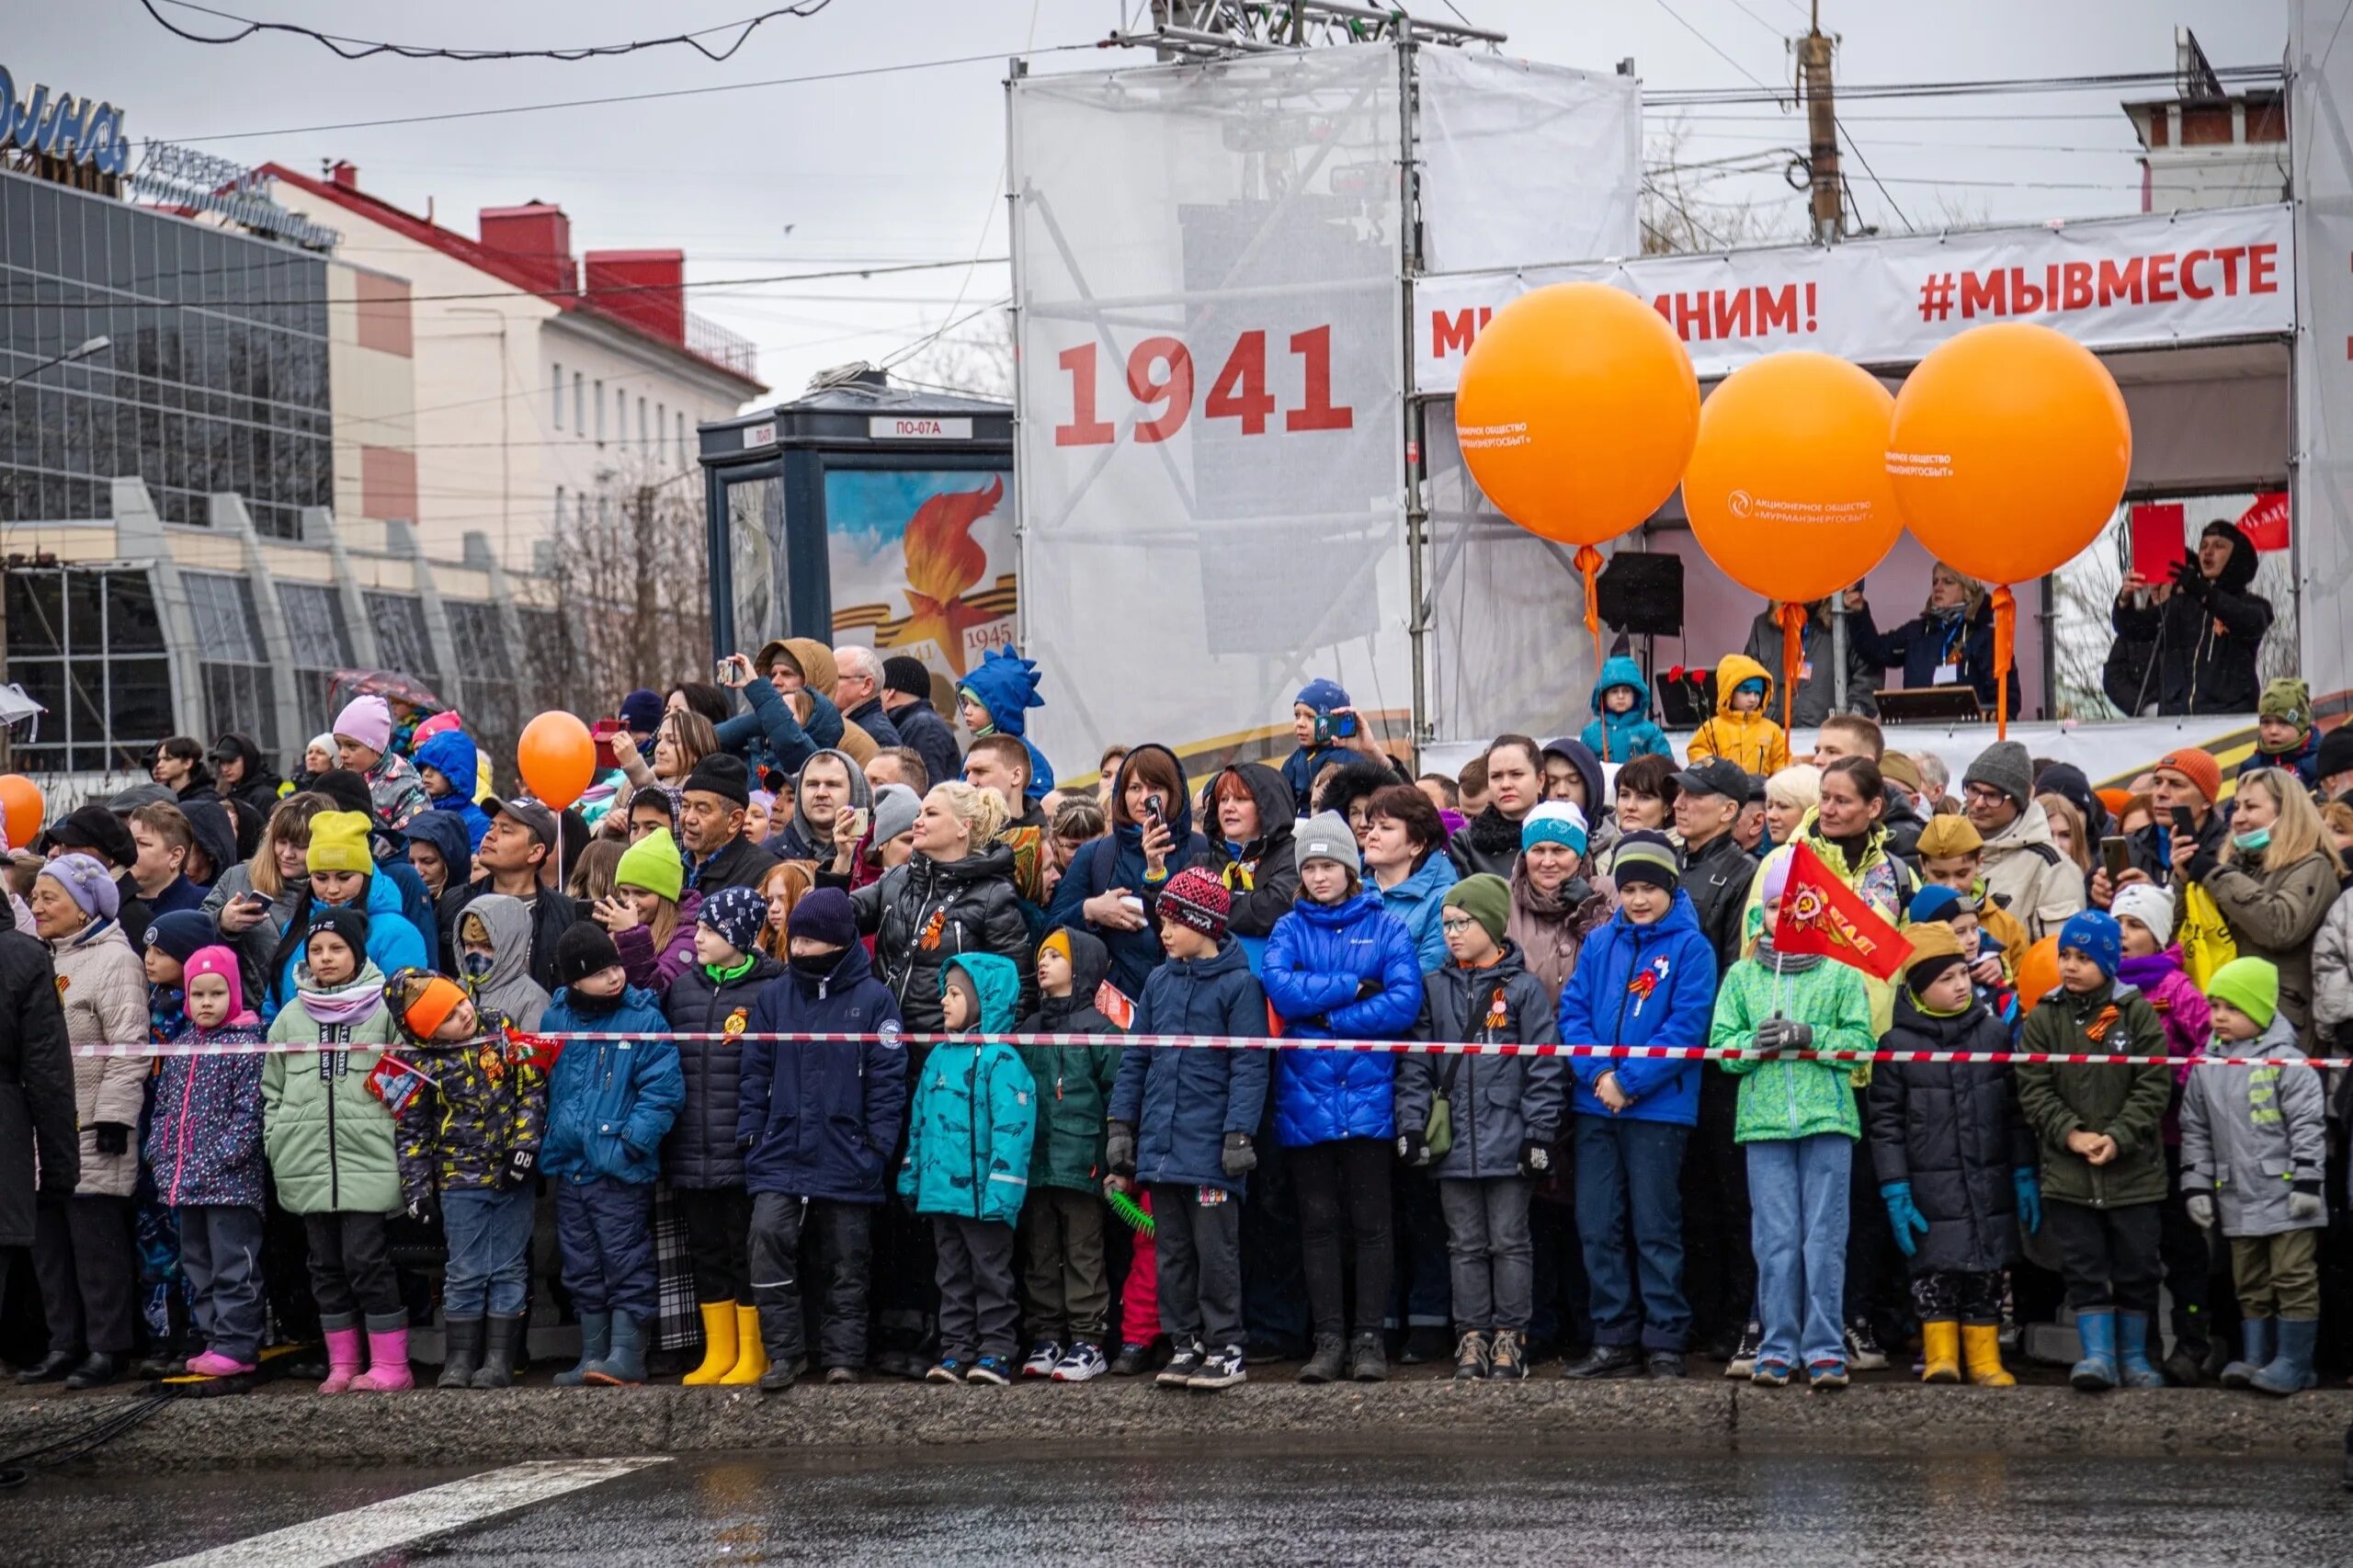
[1579,654,1674,764]
[1108,937,1272,1196]
[267,874,428,1021]
[540,984,684,1186]
[896,953,1037,1222]
[739,940,908,1202]
[1043,744,1210,998]
[715,674,840,785]
[957,645,1054,801]
[1263,892,1426,1147]
[1279,744,1339,817]
[1556,892,1718,1127]
[414,732,492,852]
[1380,853,1460,974]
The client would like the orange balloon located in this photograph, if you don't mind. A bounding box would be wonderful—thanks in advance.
[1682,352,1902,605]
[1885,323,2131,584]
[0,774,43,850]
[2014,935,2061,1016]
[516,711,596,810]
[1454,282,1699,546]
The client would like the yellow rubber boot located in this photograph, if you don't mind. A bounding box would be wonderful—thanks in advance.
[1920,1320,1961,1383]
[719,1305,768,1385]
[683,1301,737,1385]
[1961,1323,2015,1387]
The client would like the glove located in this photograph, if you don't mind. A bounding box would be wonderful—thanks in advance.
[2166,554,2211,602]
[499,1147,537,1190]
[92,1121,131,1156]
[1518,1139,1552,1178]
[1397,1131,1431,1167]
[1755,1018,1813,1053]
[406,1193,440,1227]
[1354,977,1383,1002]
[2186,1192,2215,1230]
[1880,1181,1929,1259]
[1106,1120,1137,1179]
[1221,1131,1256,1178]
[2289,1183,2325,1224]
[2012,1167,2041,1235]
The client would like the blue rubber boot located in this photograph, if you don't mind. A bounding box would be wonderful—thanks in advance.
[2219,1317,2274,1390]
[585,1312,648,1385]
[2116,1313,2166,1389]
[553,1311,610,1388]
[2250,1319,2318,1396]
[2069,1310,2119,1392]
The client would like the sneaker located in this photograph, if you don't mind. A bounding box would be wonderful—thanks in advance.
[1188,1344,1247,1391]
[1751,1361,1791,1388]
[967,1357,1012,1385]
[1051,1341,1108,1382]
[1488,1330,1528,1381]
[1157,1340,1206,1388]
[1021,1340,1064,1380]
[1645,1350,1685,1381]
[1110,1342,1155,1378]
[926,1358,965,1383]
[1843,1322,1889,1372]
[1453,1331,1491,1381]
[1725,1322,1762,1380]
[1808,1359,1850,1390]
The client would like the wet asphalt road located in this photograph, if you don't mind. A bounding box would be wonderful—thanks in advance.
[14,1448,2353,1566]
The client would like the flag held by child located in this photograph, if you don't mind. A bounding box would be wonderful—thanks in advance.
[1772,840,1913,982]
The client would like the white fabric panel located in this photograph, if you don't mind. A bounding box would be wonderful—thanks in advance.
[2293,1,2353,702]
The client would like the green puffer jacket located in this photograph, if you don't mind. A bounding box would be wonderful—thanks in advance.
[1711,947,1874,1143]
[262,961,403,1215]
[2015,976,2171,1209]
[1014,930,1126,1195]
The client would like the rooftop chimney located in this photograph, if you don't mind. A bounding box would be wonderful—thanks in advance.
[329,160,359,189]
[582,250,686,344]
[478,202,575,297]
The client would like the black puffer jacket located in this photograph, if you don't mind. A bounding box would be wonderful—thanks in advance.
[1448,804,1525,881]
[2109,521,2273,714]
[662,949,784,1189]
[0,930,78,1249]
[852,841,1035,1033]
[1868,989,2037,1275]
[1199,763,1299,940]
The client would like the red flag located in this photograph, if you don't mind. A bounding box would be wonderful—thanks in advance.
[1772,840,1913,983]
[505,1026,563,1075]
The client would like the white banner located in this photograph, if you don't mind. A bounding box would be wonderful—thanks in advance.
[1415,204,2295,392]
[2293,4,2353,706]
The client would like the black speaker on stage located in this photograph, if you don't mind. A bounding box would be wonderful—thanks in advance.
[1595,551,1683,637]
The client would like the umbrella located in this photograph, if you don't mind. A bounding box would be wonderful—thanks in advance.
[328,668,447,711]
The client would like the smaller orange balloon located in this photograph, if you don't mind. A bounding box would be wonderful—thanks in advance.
[2014,936,2061,1016]
[0,774,43,850]
[517,711,597,811]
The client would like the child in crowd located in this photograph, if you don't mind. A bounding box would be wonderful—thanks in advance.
[1914,816,2031,975]
[1557,831,1718,1381]
[1686,654,1790,778]
[1395,874,1564,1381]
[1579,654,1673,765]
[2182,958,2328,1395]
[662,886,780,1387]
[262,906,408,1392]
[1711,858,1875,1390]
[454,895,551,1031]
[1014,928,1127,1382]
[900,953,1036,1384]
[744,789,776,847]
[1905,885,2018,1030]
[415,730,492,851]
[143,946,267,1381]
[1107,868,1271,1392]
[2249,678,2321,786]
[597,828,699,1001]
[1281,677,1353,819]
[540,922,682,1388]
[386,967,547,1390]
[272,810,426,1014]
[2014,911,2171,1392]
[1870,922,2038,1388]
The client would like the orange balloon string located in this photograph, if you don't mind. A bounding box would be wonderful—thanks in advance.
[1990,585,2016,739]
[1777,601,1808,734]
[1574,544,1605,665]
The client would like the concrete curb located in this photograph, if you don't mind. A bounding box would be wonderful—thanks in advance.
[3,1381,2347,1472]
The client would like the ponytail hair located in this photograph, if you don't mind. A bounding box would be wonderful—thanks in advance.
[928,780,1009,851]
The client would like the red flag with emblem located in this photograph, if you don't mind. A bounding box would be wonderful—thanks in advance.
[1772,840,1913,983]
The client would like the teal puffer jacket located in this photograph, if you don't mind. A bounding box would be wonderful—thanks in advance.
[897,953,1037,1222]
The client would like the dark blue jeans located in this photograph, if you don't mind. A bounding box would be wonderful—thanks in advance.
[1573,1114,1692,1352]
[554,1177,656,1321]
[443,1187,536,1318]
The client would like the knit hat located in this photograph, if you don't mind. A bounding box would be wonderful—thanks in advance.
[786,886,858,950]
[871,782,922,847]
[1295,677,1350,714]
[683,753,752,808]
[313,769,376,819]
[332,694,393,757]
[306,811,377,877]
[1442,873,1512,946]
[182,945,246,1022]
[1293,810,1361,877]
[553,921,623,989]
[144,909,218,963]
[1759,853,1792,905]
[1906,884,1966,926]
[2207,956,2279,1029]
[614,827,685,903]
[305,731,337,761]
[698,884,767,957]
[393,971,468,1040]
[305,903,371,960]
[1158,865,1232,940]
[2257,677,2313,738]
[1900,920,1969,994]
[2154,747,2222,806]
[37,804,136,868]
[1611,830,1681,893]
[2318,723,2353,786]
[1038,927,1073,968]
[1733,676,1766,699]
[38,853,118,922]
[2057,909,2121,980]
[882,655,935,701]
[2110,882,2176,949]
[1914,814,1984,860]
[1963,740,2033,809]
[1520,801,1588,856]
[619,688,665,734]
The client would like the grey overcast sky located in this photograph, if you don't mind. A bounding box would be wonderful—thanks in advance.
[7,1,2290,403]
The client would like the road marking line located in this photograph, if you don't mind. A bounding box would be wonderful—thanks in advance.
[143,1456,669,1568]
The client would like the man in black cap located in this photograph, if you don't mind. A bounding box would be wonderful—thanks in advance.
[437,796,580,994]
[1669,758,1758,974]
[679,755,778,896]
[879,655,962,801]
[36,807,152,957]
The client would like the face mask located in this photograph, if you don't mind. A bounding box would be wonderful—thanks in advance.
[789,950,837,979]
[460,952,494,980]
[2234,826,2272,853]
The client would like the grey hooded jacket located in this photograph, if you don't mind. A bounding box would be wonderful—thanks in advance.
[2179,1011,2327,1237]
[454,892,551,1031]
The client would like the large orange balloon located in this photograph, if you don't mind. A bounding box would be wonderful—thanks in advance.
[2014,935,2061,1016]
[517,711,596,810]
[1885,323,2131,584]
[0,774,43,850]
[1454,282,1699,546]
[1683,352,1902,605]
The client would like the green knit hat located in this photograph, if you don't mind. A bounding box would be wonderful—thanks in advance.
[2258,677,2313,742]
[1443,873,1512,946]
[614,826,685,904]
[2207,956,2279,1030]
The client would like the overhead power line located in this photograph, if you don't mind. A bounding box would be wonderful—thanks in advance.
[1646,63,2278,107]
[140,0,836,63]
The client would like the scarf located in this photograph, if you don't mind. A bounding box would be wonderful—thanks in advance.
[297,970,384,1027]
[1464,804,1524,857]
[1751,931,1824,974]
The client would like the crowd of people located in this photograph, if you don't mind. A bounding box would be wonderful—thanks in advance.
[3,623,2349,1403]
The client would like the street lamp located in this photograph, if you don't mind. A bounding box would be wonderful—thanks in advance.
[1,335,111,392]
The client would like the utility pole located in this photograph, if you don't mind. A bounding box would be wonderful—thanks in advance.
[1800,3,1842,244]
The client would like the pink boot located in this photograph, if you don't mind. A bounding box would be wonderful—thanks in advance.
[350,1324,415,1392]
[318,1325,366,1393]
[185,1350,258,1378]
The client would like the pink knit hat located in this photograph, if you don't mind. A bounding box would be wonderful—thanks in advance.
[332,694,394,756]
[183,944,250,1024]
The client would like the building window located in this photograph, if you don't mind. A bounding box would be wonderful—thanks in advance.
[594,379,605,446]
[677,410,688,464]
[183,570,278,752]
[276,580,356,742]
[638,396,648,449]
[446,600,520,766]
[363,591,439,698]
[554,483,566,538]
[551,361,563,429]
[573,371,584,435]
[4,563,173,772]
[656,402,666,461]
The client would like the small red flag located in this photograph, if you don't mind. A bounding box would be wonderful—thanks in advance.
[505,1026,563,1075]
[1772,840,1913,983]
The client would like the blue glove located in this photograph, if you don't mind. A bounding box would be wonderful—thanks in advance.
[2012,1167,2042,1235]
[1880,1181,1929,1259]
